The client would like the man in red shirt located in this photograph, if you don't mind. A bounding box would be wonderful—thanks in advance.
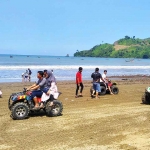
[75,67,84,98]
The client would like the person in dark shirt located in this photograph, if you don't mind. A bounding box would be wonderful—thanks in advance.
[75,67,84,98]
[91,68,105,99]
[28,68,32,82]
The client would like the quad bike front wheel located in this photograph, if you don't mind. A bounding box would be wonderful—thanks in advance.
[142,94,150,104]
[45,100,63,117]
[111,86,119,94]
[11,102,29,120]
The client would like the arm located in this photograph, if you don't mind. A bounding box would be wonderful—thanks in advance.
[27,83,37,90]
[100,74,105,83]
[101,77,105,83]
[30,78,46,91]
[77,77,80,85]
[104,76,109,82]
[30,85,40,90]
[76,73,80,85]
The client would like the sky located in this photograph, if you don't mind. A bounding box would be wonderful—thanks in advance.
[0,0,150,56]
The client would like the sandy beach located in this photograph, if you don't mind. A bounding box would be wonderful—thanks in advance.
[0,76,150,150]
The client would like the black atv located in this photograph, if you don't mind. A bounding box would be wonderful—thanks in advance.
[8,88,63,120]
[90,82,119,96]
[142,87,150,104]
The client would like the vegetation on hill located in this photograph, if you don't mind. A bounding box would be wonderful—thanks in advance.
[74,36,150,58]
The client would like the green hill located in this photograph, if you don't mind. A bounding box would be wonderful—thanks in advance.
[74,36,150,58]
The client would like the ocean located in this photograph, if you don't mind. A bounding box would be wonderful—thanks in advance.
[0,54,150,82]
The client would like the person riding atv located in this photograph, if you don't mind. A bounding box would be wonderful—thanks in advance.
[90,80,119,96]
[8,88,63,120]
[100,70,114,95]
[8,70,63,120]
[90,70,119,97]
[26,71,47,110]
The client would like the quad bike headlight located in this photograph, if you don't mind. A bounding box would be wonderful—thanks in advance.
[146,87,150,93]
[12,95,18,101]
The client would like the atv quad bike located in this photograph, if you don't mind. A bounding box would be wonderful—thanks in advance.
[142,87,150,104]
[8,88,63,120]
[90,82,119,96]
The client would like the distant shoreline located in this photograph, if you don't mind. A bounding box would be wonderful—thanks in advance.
[0,75,150,84]
[0,54,73,57]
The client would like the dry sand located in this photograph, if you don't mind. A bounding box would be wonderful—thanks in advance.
[0,77,150,150]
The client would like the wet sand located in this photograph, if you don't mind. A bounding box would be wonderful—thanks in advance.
[0,76,150,150]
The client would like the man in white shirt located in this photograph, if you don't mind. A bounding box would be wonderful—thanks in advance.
[100,70,113,94]
[100,70,107,82]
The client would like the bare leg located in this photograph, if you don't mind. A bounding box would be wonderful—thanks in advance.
[92,90,95,95]
[33,97,39,107]
[22,77,24,82]
[108,86,114,95]
[96,92,99,99]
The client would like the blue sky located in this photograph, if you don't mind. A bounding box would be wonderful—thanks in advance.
[0,0,150,56]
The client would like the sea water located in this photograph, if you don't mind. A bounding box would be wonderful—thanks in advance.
[0,54,150,82]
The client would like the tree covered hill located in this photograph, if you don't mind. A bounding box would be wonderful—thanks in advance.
[74,36,150,58]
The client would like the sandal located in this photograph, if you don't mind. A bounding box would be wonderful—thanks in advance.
[49,102,54,107]
[32,106,40,110]
[75,95,79,98]
[39,103,44,108]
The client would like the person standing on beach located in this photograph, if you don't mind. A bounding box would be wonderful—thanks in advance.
[28,68,32,82]
[75,67,84,98]
[23,70,29,82]
[22,72,25,82]
[91,68,105,99]
[0,89,2,98]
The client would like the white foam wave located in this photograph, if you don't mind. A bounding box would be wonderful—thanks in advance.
[0,65,150,70]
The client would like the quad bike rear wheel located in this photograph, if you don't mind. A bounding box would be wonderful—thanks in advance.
[11,102,29,120]
[45,100,63,117]
[90,86,93,95]
[100,86,106,95]
[90,86,106,96]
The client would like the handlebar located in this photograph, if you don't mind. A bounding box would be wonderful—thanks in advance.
[23,88,30,92]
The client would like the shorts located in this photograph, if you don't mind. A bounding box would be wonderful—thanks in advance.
[30,90,43,99]
[93,82,101,92]
[108,82,112,87]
